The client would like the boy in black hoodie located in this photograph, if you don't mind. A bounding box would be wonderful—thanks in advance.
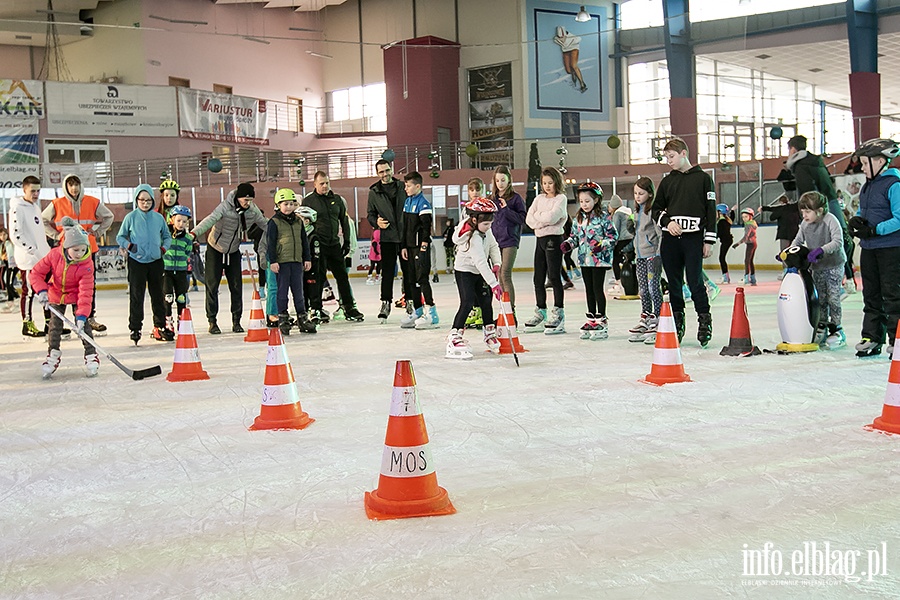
[651,138,717,347]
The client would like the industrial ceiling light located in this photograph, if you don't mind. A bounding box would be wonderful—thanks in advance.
[149,14,208,26]
[306,50,333,59]
[243,36,270,45]
[575,6,591,22]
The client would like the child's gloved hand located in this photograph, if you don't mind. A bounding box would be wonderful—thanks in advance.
[807,247,824,263]
[37,290,49,308]
[75,315,87,333]
[848,216,877,239]
[491,264,500,278]
[732,243,739,249]
[491,284,503,301]
[560,240,574,253]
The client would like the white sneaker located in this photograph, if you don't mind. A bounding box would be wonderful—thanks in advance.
[42,349,62,379]
[84,353,100,377]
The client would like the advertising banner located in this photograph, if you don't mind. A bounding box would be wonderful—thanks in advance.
[45,82,178,136]
[467,63,514,168]
[178,88,269,146]
[0,120,39,163]
[0,163,40,189]
[44,163,100,188]
[0,80,44,120]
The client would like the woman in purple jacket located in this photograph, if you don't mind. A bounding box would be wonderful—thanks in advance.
[491,165,528,319]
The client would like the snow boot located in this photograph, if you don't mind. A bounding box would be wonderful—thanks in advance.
[524,308,546,332]
[42,349,62,379]
[544,306,566,335]
[445,329,473,360]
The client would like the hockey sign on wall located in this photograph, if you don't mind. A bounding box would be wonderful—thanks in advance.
[45,82,178,136]
[467,62,514,169]
[178,88,269,146]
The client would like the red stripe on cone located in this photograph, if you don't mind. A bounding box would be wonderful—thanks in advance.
[365,360,455,520]
[244,290,268,342]
[249,328,314,431]
[167,307,210,382]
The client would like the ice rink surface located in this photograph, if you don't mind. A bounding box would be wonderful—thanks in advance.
[2,271,899,599]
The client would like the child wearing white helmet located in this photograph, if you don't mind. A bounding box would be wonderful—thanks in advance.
[732,207,758,285]
[848,138,900,357]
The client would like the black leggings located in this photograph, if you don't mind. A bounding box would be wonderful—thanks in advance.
[453,270,494,330]
[718,242,730,274]
[533,235,563,309]
[582,266,608,316]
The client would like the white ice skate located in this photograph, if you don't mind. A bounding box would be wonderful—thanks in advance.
[483,324,501,354]
[628,313,649,334]
[825,328,846,350]
[580,313,597,340]
[544,307,566,335]
[590,316,609,340]
[523,308,546,332]
[400,306,420,329]
[414,305,439,330]
[84,353,100,377]
[42,349,62,379]
[445,329,473,359]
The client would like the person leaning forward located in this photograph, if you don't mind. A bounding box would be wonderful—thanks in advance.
[191,182,268,334]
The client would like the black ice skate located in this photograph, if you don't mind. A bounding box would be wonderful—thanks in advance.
[697,313,712,348]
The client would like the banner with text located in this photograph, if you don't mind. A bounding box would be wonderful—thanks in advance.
[0,120,39,163]
[0,164,40,189]
[178,88,269,146]
[45,82,178,137]
[468,63,514,169]
[0,80,44,121]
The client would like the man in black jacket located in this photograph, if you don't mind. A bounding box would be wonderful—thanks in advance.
[366,159,405,321]
[761,194,801,279]
[302,171,363,322]
[784,135,853,282]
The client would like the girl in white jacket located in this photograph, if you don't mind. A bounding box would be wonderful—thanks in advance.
[446,197,502,359]
[524,166,569,334]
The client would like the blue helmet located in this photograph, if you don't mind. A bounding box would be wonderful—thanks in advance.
[170,204,192,219]
[716,203,728,214]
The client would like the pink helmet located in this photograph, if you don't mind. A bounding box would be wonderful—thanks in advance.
[741,207,755,218]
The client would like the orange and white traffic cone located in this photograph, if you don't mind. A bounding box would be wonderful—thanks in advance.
[365,360,456,520]
[249,327,314,431]
[497,292,527,355]
[641,300,692,385]
[244,290,268,343]
[166,307,210,382]
[867,324,900,435]
[720,287,761,356]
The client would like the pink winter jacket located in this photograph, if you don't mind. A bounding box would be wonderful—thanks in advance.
[30,247,95,318]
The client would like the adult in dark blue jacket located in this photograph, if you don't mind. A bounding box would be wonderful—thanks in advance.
[490,165,527,316]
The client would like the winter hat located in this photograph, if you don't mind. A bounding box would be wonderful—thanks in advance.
[60,216,89,249]
[609,195,623,210]
[235,182,255,199]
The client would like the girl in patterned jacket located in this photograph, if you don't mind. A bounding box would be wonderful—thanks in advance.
[30,217,98,379]
[561,181,618,340]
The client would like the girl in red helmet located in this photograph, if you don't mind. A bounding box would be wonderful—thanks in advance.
[446,196,502,359]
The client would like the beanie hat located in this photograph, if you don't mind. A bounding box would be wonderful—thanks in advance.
[609,195,623,210]
[60,216,89,249]
[235,182,255,199]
